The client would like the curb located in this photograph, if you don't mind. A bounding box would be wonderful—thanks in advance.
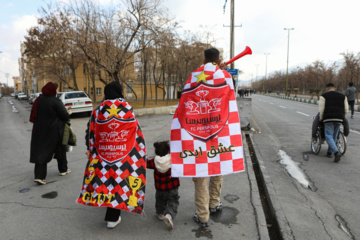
[249,134,295,240]
[243,134,270,240]
[133,105,177,116]
[269,95,360,112]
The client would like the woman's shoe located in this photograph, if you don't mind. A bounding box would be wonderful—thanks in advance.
[107,216,121,229]
[34,179,46,185]
[59,169,71,176]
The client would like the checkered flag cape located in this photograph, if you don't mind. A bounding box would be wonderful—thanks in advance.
[170,63,245,177]
[77,99,146,214]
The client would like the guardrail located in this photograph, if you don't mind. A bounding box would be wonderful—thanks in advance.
[269,94,360,111]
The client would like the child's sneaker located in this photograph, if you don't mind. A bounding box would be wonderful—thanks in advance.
[156,213,166,221]
[193,213,208,228]
[164,214,174,230]
[209,201,223,213]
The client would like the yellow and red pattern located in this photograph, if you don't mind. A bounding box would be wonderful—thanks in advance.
[170,63,245,177]
[77,99,146,214]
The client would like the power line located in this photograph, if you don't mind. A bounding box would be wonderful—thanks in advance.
[223,0,228,14]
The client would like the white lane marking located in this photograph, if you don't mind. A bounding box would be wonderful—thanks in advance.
[350,129,360,135]
[269,102,274,105]
[279,105,286,109]
[296,111,310,117]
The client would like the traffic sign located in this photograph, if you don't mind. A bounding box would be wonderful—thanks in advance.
[225,68,238,76]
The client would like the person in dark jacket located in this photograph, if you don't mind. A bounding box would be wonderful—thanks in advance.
[345,82,356,119]
[30,82,70,185]
[319,83,349,162]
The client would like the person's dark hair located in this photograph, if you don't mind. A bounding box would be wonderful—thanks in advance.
[53,82,58,89]
[204,48,220,63]
[153,141,170,157]
[104,81,124,100]
[326,83,335,88]
[349,82,353,87]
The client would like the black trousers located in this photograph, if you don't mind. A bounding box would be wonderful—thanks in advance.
[155,188,180,218]
[348,100,355,116]
[34,146,68,179]
[105,207,121,222]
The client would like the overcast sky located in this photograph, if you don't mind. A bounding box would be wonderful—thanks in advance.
[1,0,360,86]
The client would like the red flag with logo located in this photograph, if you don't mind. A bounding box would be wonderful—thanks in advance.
[171,63,245,177]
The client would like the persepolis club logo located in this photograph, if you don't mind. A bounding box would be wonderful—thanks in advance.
[95,118,136,164]
[177,82,230,141]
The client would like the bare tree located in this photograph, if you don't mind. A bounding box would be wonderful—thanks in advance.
[24,18,83,90]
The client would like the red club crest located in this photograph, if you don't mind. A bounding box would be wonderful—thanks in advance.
[95,117,137,164]
[177,82,230,141]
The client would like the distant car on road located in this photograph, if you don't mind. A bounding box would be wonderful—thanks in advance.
[17,93,28,100]
[57,91,93,115]
[10,93,15,97]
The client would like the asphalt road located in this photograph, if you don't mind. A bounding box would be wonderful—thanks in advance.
[251,94,360,240]
[0,97,262,240]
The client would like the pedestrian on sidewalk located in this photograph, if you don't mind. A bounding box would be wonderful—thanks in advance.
[29,82,71,185]
[345,82,356,119]
[191,48,225,227]
[147,141,180,230]
[319,83,349,162]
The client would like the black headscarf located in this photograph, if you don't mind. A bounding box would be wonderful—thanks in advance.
[104,81,124,100]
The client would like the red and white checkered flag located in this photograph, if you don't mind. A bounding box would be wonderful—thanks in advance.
[170,63,245,177]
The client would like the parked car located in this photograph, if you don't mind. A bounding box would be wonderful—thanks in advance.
[57,91,93,115]
[28,93,35,104]
[10,93,15,97]
[56,92,63,99]
[0,93,3,98]
[17,93,28,100]
[29,93,42,104]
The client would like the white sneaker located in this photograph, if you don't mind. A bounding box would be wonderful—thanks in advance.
[156,213,166,221]
[107,216,121,229]
[59,169,71,176]
[164,214,174,230]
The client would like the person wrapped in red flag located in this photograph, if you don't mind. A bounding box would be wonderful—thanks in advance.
[170,48,245,227]
[78,81,146,229]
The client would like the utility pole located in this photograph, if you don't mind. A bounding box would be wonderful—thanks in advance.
[255,64,259,81]
[264,53,270,92]
[284,28,294,96]
[230,0,234,69]
[5,73,9,87]
[223,0,241,69]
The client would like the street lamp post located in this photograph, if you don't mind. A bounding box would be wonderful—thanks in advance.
[5,73,9,87]
[255,64,259,91]
[264,53,270,92]
[284,28,294,96]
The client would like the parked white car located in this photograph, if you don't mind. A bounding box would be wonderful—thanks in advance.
[17,93,28,100]
[28,94,35,104]
[29,92,42,104]
[57,91,93,115]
